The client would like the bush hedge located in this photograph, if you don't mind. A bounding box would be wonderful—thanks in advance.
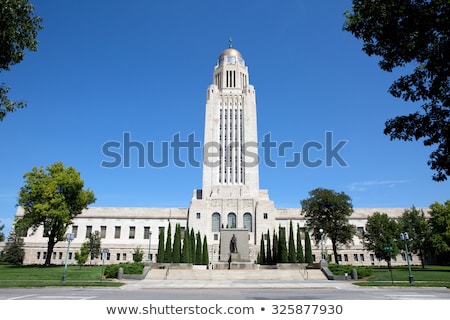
[327,263,372,278]
[103,262,144,278]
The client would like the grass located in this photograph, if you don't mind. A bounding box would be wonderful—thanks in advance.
[353,265,450,287]
[0,264,124,287]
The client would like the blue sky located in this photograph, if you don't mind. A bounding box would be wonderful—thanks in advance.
[0,1,448,236]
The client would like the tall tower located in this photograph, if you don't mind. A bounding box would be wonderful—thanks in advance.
[202,44,259,199]
[189,44,275,261]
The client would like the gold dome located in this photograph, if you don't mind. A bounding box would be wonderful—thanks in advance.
[218,48,243,59]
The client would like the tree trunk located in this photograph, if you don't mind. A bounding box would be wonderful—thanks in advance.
[332,241,339,265]
[44,237,56,266]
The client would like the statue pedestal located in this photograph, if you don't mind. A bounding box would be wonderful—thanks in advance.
[230,253,240,262]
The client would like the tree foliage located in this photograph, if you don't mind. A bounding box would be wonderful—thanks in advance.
[0,228,24,264]
[288,220,296,263]
[0,0,43,121]
[164,223,172,263]
[364,212,400,266]
[296,223,305,263]
[15,161,96,265]
[0,221,4,242]
[428,201,450,262]
[301,188,356,264]
[87,230,101,263]
[397,206,431,267]
[157,227,165,263]
[172,224,181,263]
[344,1,450,181]
[304,230,313,265]
[74,242,89,268]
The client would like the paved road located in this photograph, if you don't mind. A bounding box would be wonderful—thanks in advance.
[0,280,449,300]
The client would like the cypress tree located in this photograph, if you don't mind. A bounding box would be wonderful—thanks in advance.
[157,227,165,263]
[190,228,196,264]
[181,231,190,263]
[164,223,172,263]
[296,223,305,263]
[304,230,313,265]
[259,233,266,264]
[272,230,278,264]
[288,220,296,263]
[172,224,181,263]
[202,235,209,265]
[195,232,202,265]
[266,229,272,264]
[279,225,288,263]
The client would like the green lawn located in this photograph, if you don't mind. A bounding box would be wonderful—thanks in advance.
[354,265,450,287]
[0,264,123,287]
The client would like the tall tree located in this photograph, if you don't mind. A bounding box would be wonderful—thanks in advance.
[190,228,196,264]
[288,220,296,263]
[259,233,266,264]
[195,232,202,265]
[364,212,400,266]
[202,235,209,265]
[428,200,450,263]
[296,223,305,263]
[86,230,101,264]
[278,225,288,263]
[0,0,43,121]
[181,230,190,263]
[272,230,278,264]
[164,223,172,263]
[266,229,272,264]
[157,227,165,263]
[344,1,450,181]
[16,161,95,265]
[172,224,181,263]
[398,206,431,268]
[301,188,356,264]
[0,228,24,264]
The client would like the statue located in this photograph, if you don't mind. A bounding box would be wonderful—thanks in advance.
[230,234,238,253]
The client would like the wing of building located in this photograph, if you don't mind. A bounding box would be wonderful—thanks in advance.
[13,45,424,267]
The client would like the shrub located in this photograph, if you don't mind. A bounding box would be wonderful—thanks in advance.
[103,262,144,278]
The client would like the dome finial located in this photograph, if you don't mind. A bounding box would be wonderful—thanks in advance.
[228,37,232,48]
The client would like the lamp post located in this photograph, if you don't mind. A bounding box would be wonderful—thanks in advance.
[400,232,414,284]
[147,228,152,261]
[319,228,325,262]
[61,232,74,283]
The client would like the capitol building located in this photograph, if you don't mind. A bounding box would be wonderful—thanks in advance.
[15,45,420,267]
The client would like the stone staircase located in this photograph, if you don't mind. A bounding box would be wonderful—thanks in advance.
[145,268,326,281]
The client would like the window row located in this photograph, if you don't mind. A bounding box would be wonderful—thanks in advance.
[71,225,152,240]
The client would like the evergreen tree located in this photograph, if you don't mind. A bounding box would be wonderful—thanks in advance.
[288,220,296,263]
[157,227,165,263]
[0,228,24,264]
[259,233,266,264]
[279,225,288,263]
[296,223,305,263]
[164,223,172,263]
[195,232,202,265]
[266,229,272,264]
[202,235,209,265]
[181,230,190,263]
[272,230,278,264]
[87,230,101,264]
[172,224,181,263]
[304,230,313,264]
[190,228,196,264]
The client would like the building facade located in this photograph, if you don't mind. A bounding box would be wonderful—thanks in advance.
[14,45,422,267]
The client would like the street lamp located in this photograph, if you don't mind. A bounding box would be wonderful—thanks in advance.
[319,228,325,262]
[147,228,152,261]
[61,232,74,283]
[400,232,414,284]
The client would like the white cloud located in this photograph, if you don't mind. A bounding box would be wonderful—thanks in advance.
[347,179,410,191]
